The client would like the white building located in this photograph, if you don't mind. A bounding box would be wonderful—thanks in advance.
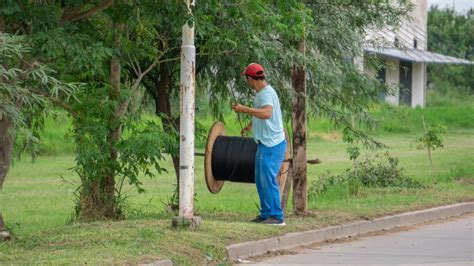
[364,0,472,107]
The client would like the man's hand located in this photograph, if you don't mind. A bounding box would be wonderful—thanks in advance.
[241,124,252,136]
[232,103,248,113]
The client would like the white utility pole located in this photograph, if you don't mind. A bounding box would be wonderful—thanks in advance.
[173,0,201,229]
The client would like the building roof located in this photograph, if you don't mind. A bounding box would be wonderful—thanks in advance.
[365,47,473,65]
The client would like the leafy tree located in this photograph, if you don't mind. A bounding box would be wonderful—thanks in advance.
[0,33,78,239]
[427,6,474,94]
[198,1,410,213]
[1,1,179,220]
[416,116,446,179]
[44,2,184,220]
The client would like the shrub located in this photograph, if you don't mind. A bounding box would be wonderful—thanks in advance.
[309,152,423,199]
[351,152,423,188]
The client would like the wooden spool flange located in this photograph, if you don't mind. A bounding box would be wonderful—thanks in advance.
[204,122,226,193]
[277,131,291,195]
[204,121,291,195]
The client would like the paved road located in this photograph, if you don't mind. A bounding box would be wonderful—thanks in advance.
[252,215,473,265]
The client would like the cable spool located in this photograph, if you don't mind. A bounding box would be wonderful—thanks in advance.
[204,122,291,194]
[212,136,257,183]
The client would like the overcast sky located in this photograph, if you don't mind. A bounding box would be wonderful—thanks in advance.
[428,0,474,13]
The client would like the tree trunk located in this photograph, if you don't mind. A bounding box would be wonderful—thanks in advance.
[103,21,122,217]
[0,214,5,231]
[0,14,4,33]
[153,63,180,210]
[0,15,12,240]
[0,117,14,189]
[0,213,10,240]
[428,147,436,182]
[0,118,14,239]
[291,40,308,215]
[154,63,180,183]
[78,22,123,220]
[0,13,9,188]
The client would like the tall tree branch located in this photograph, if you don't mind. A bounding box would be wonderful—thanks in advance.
[0,14,5,33]
[131,59,159,91]
[29,88,73,113]
[60,0,114,25]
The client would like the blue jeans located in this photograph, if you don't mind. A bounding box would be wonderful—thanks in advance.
[255,140,286,220]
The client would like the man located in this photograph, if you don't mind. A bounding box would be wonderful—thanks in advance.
[232,63,287,226]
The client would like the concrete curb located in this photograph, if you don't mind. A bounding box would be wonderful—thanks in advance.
[225,202,474,261]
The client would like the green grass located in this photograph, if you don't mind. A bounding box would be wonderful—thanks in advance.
[368,105,474,134]
[367,90,474,134]
[425,89,474,107]
[1,91,473,264]
[1,129,473,264]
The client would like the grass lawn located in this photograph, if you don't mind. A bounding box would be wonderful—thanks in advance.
[1,126,473,264]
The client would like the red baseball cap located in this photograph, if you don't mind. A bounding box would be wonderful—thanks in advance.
[241,63,265,77]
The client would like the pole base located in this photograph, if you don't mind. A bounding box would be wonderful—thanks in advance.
[172,216,201,230]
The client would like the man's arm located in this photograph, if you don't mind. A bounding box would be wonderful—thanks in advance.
[232,103,272,119]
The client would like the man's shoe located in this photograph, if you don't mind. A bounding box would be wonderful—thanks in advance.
[250,216,266,223]
[262,217,285,226]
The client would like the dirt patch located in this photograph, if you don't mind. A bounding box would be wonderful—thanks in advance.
[309,131,341,141]
[454,178,474,185]
[243,249,299,263]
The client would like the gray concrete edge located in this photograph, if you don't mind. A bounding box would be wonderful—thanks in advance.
[225,202,474,261]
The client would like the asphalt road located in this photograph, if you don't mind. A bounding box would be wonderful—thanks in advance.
[251,215,474,265]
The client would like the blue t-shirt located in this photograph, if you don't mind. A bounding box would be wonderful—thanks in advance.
[252,85,285,147]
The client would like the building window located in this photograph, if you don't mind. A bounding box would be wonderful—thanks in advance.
[394,37,399,47]
[414,38,418,49]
